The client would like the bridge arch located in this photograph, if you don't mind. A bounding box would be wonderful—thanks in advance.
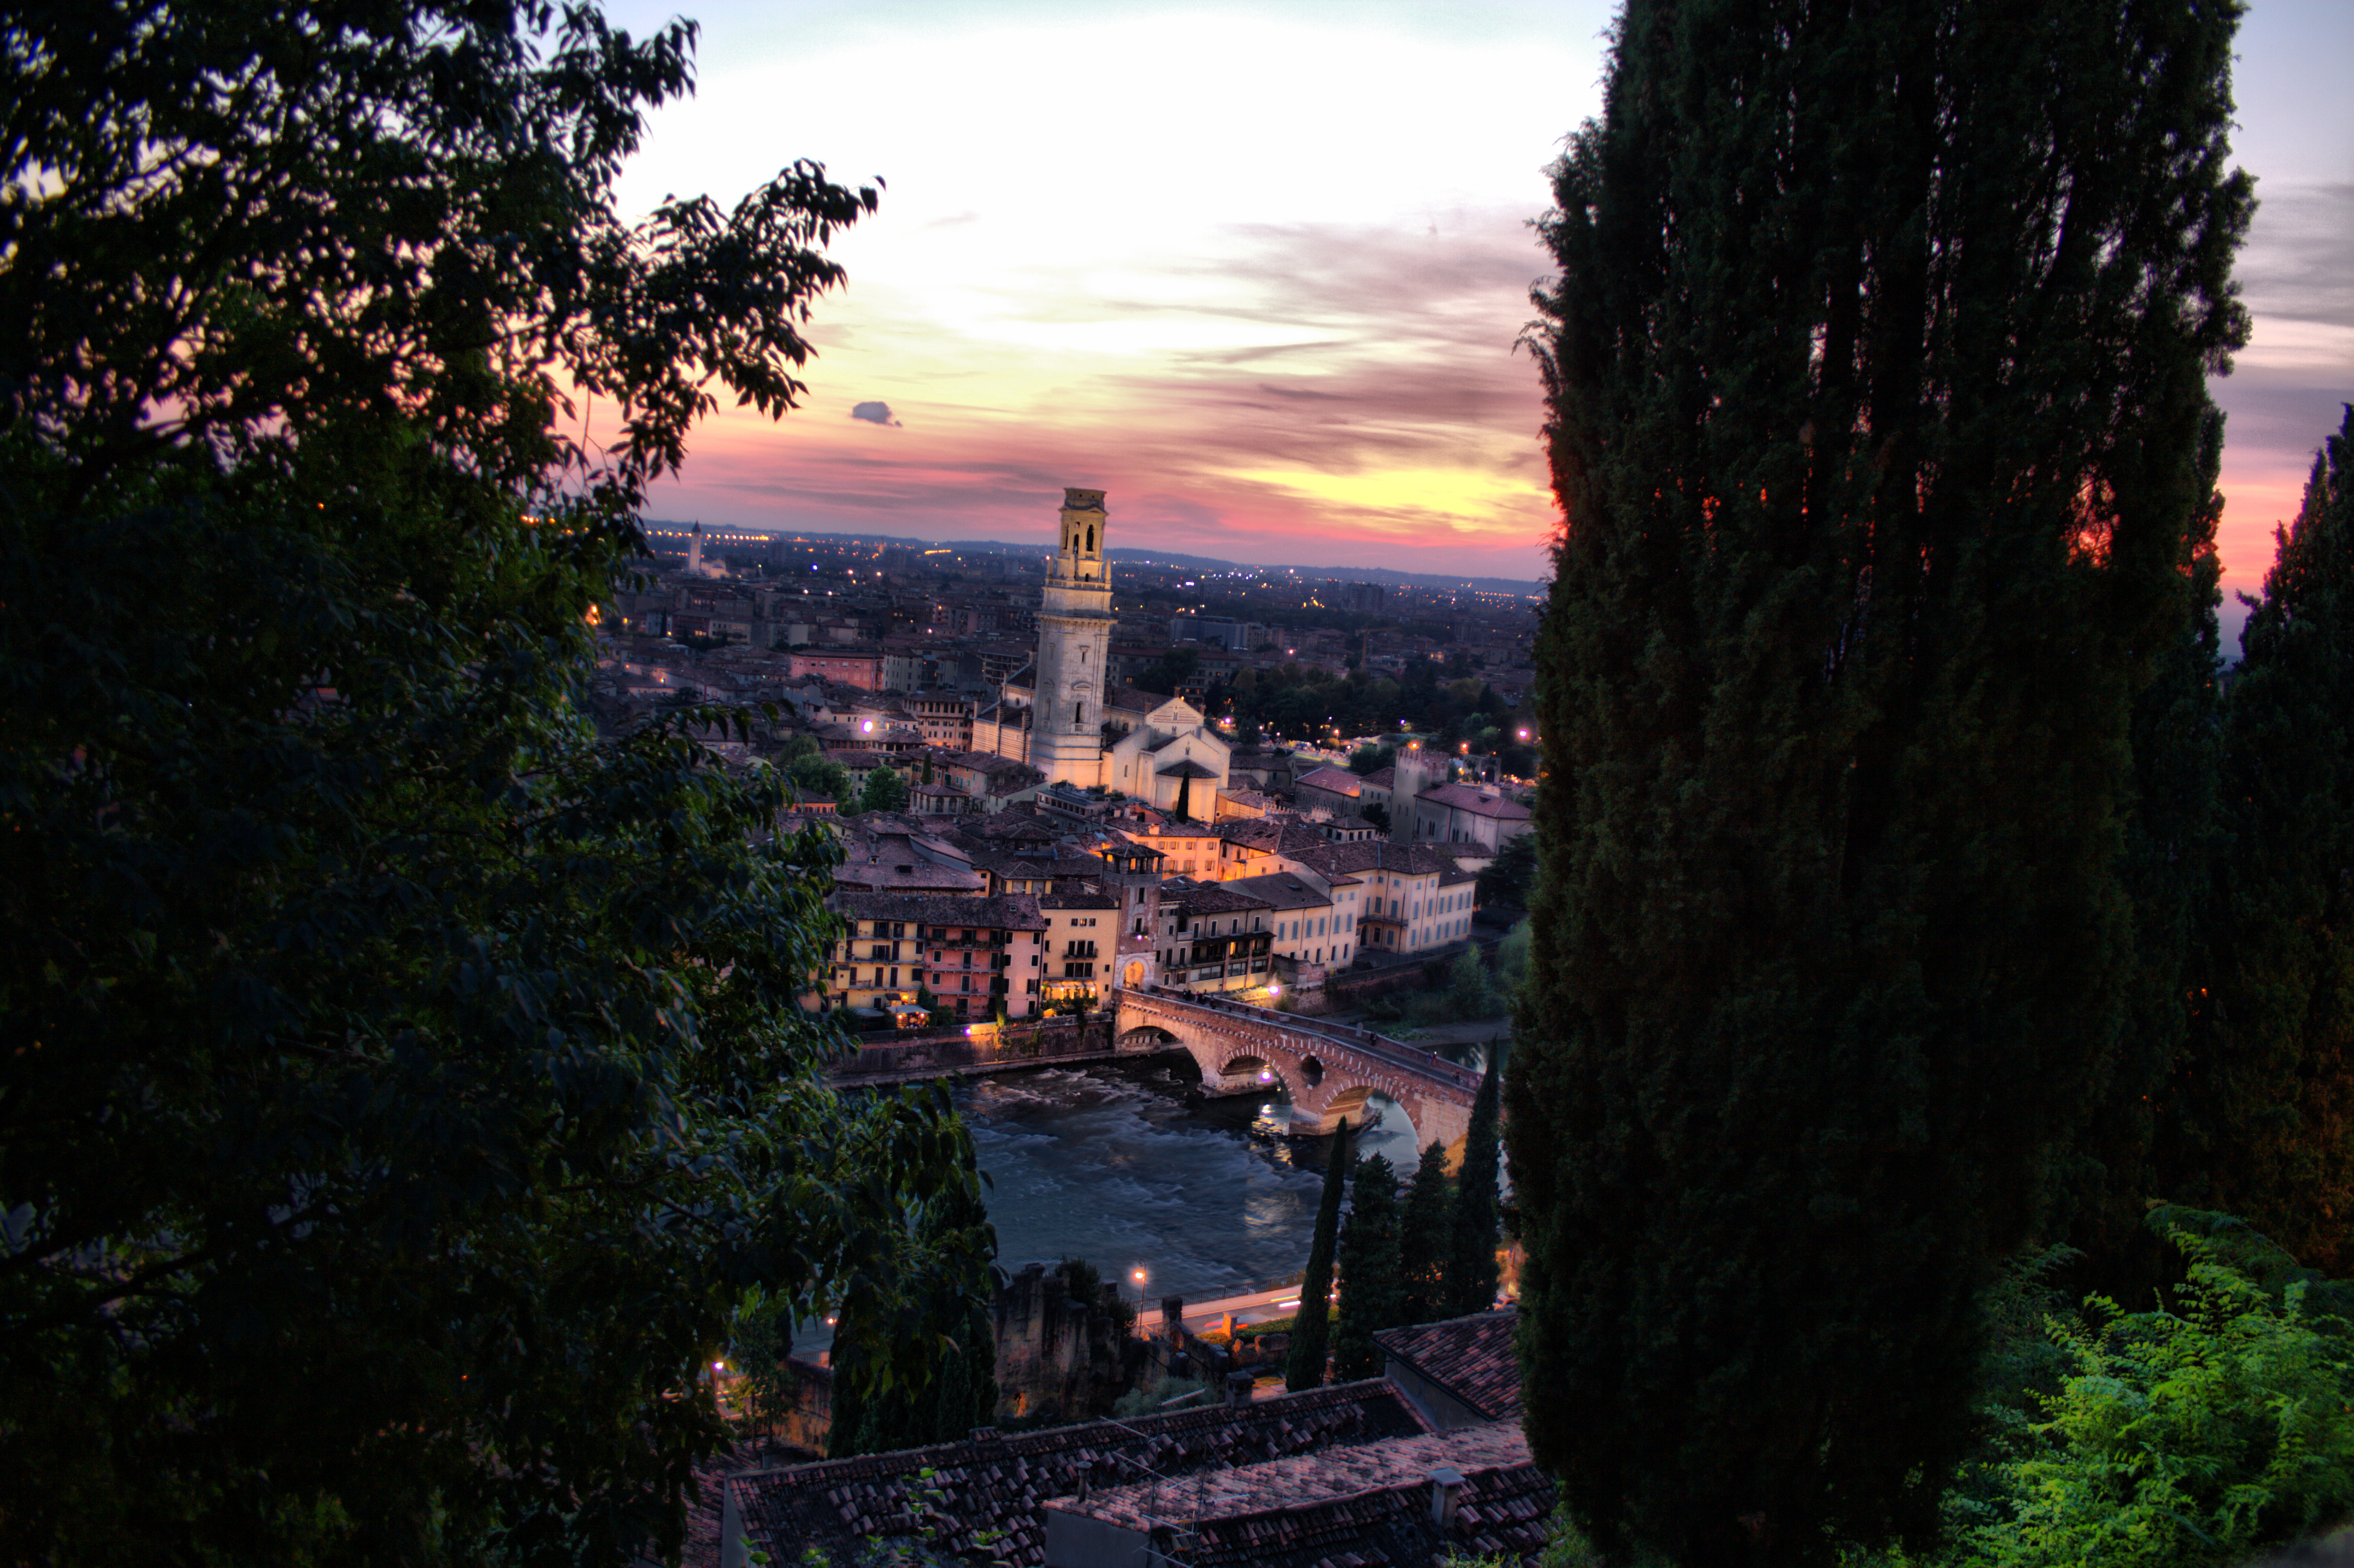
[1108,987,1480,1155]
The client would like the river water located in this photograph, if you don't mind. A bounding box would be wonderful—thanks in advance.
[961,1049,1474,1305]
[792,1042,1501,1355]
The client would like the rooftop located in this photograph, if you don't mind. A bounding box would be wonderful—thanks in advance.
[717,1381,1424,1568]
[1158,879,1275,915]
[1050,1421,1529,1531]
[830,891,1046,930]
[1373,1309,1525,1423]
[1295,764,1364,797]
[1223,872,1337,912]
[1417,783,1532,821]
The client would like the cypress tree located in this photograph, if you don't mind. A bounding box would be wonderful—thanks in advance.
[2080,406,2230,1294]
[1285,1115,1351,1392]
[1331,1153,1405,1381]
[2179,409,2354,1269]
[1446,1051,1503,1316]
[1508,2,2251,1561]
[1398,1139,1454,1325]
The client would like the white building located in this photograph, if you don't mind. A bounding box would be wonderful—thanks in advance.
[979,489,1231,810]
[1410,782,1533,855]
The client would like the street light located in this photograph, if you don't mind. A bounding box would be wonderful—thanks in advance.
[1131,1267,1149,1315]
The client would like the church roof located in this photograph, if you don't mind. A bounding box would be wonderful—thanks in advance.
[1157,758,1219,779]
[1295,764,1363,797]
[1106,685,1176,715]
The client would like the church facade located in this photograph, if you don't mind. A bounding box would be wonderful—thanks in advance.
[973,489,1231,812]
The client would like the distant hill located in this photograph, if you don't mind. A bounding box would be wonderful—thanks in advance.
[640,524,1547,599]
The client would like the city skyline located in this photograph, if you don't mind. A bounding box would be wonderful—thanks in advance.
[603,0,2351,630]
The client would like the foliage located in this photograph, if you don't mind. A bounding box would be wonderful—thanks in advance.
[1477,835,1539,910]
[1351,745,1396,776]
[859,763,911,814]
[1288,1116,1352,1391]
[1111,1376,1215,1419]
[1448,1052,1504,1316]
[0,2,989,1563]
[1400,1140,1455,1325]
[825,1144,999,1458]
[1229,1314,1296,1340]
[729,1292,805,1438]
[782,734,855,804]
[1943,1213,2354,1568]
[1507,0,2252,1558]
[1217,659,1510,750]
[1134,644,1201,699]
[2166,407,2354,1272]
[1332,1153,1405,1379]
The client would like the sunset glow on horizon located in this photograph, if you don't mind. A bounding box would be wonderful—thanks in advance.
[603,0,2352,618]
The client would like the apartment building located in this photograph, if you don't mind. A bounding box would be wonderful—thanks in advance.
[823,891,1048,1020]
[1040,889,1119,1006]
[1152,881,1275,997]
[1288,841,1477,958]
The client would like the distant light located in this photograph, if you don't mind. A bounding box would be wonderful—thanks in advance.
[1258,1068,1274,1083]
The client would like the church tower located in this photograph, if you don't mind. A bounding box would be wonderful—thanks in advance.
[1030,488,1116,785]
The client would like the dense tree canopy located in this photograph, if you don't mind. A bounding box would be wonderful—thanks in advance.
[0,4,979,1563]
[2168,409,2354,1268]
[1507,0,2252,1561]
[1330,1153,1404,1381]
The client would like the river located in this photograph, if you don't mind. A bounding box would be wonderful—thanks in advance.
[793,1041,1501,1355]
[962,1046,1487,1305]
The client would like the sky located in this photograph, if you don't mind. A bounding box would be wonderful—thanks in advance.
[601,0,2352,616]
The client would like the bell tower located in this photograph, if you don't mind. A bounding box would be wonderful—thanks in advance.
[1031,488,1116,786]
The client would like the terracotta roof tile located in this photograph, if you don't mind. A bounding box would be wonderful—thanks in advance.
[1372,1309,1523,1422]
[714,1381,1425,1568]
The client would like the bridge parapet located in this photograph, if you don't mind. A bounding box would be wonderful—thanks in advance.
[1110,986,1481,1153]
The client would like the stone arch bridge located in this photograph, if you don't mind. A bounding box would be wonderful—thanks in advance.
[1111,986,1483,1154]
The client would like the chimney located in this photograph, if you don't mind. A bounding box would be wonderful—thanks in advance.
[1162,1295,1185,1344]
[1225,1370,1254,1410]
[1428,1467,1466,1529]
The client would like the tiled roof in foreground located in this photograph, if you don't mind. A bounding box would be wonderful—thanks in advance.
[718,1381,1422,1568]
[1185,1442,1554,1567]
[1059,1422,1554,1568]
[1372,1309,1523,1423]
[1058,1421,1527,1530]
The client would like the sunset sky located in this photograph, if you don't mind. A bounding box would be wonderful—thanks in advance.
[602,0,2352,622]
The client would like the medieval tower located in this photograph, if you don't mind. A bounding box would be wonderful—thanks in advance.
[1030,488,1116,786]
